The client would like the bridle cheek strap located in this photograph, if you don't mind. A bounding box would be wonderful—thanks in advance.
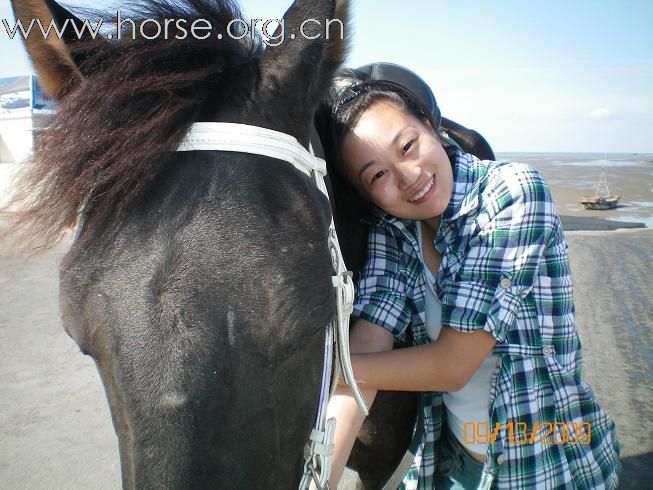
[178,122,368,490]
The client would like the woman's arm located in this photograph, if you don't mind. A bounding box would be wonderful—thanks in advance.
[326,318,394,487]
[328,321,495,486]
[350,326,496,392]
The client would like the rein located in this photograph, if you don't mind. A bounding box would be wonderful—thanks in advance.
[178,122,368,489]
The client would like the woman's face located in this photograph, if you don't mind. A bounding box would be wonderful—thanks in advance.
[341,100,454,222]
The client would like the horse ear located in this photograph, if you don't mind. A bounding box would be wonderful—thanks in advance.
[257,0,350,109]
[11,0,88,99]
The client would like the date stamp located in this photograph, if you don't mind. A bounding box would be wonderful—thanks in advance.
[463,421,591,445]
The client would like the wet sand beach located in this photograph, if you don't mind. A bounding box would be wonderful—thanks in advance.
[565,228,653,489]
[497,152,653,230]
[2,225,651,489]
[1,153,652,488]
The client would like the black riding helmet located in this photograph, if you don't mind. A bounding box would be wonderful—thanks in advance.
[338,62,442,130]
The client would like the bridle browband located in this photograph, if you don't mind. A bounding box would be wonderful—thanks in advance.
[178,122,326,177]
[178,122,367,490]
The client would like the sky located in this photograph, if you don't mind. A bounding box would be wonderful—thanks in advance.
[1,0,652,153]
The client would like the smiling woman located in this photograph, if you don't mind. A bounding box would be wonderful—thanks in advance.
[317,72,622,489]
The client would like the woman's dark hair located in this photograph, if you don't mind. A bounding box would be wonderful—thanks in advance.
[319,78,453,183]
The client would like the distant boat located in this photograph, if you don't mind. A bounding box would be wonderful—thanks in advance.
[580,172,620,210]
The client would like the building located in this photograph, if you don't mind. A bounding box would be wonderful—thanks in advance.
[0,75,53,207]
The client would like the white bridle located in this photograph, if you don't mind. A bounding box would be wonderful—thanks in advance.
[178,122,368,489]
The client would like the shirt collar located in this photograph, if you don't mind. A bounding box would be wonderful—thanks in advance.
[366,209,419,250]
[441,148,484,222]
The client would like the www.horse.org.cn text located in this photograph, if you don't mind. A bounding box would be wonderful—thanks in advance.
[2,12,346,46]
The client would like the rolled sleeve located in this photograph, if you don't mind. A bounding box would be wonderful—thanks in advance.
[441,279,532,342]
[441,162,555,342]
[353,276,411,337]
[352,225,413,338]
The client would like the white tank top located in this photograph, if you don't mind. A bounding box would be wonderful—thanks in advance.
[417,223,498,456]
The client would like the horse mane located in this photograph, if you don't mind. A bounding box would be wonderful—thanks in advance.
[2,0,260,251]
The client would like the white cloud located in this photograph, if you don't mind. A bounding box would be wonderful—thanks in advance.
[590,108,611,119]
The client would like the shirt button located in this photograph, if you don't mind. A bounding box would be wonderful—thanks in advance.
[496,454,506,465]
[500,278,511,289]
[543,346,554,356]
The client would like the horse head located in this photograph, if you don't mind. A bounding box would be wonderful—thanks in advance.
[10,0,349,488]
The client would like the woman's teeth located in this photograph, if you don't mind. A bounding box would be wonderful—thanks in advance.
[409,177,434,202]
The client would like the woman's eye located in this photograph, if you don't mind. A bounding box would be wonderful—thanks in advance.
[402,140,415,154]
[371,170,386,183]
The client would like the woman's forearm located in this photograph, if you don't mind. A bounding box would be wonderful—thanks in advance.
[326,385,378,486]
[352,342,460,391]
[351,327,497,392]
[325,319,394,487]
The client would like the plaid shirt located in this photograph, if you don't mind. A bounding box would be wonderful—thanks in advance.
[352,150,621,489]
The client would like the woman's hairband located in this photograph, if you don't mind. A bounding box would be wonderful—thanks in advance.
[332,79,371,115]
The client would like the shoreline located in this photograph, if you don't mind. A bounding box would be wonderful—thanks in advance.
[564,227,652,236]
[560,215,646,232]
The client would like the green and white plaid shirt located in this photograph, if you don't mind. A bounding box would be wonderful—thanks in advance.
[352,149,621,489]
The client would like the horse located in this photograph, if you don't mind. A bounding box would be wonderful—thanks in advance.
[7,0,496,486]
[7,0,349,488]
